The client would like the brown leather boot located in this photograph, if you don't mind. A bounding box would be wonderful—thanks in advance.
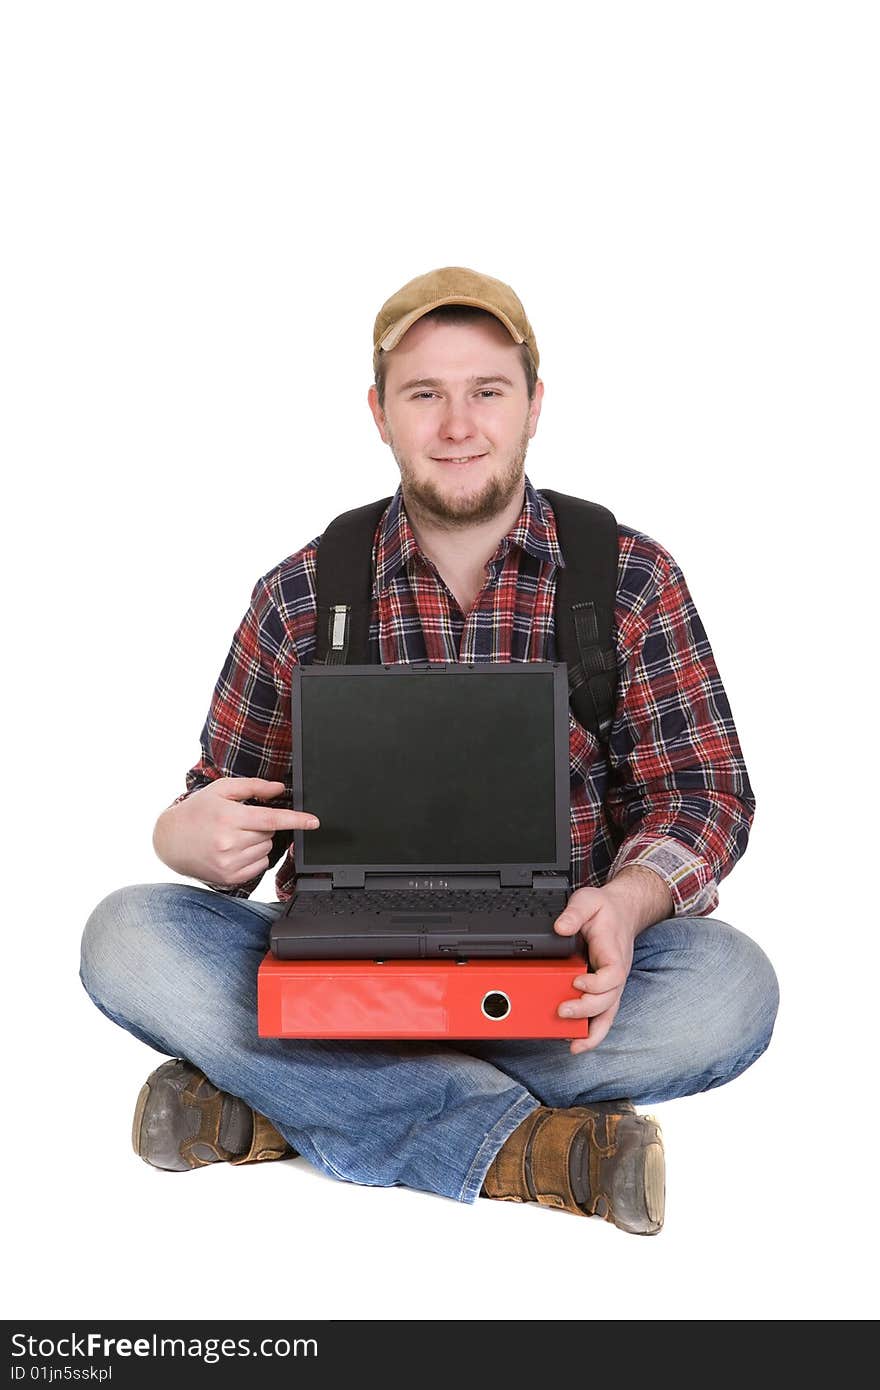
[481,1101,665,1235]
[132,1059,296,1172]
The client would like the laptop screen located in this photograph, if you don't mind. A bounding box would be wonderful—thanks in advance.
[291,663,570,873]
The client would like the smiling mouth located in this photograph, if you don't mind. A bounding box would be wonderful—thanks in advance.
[433,454,487,464]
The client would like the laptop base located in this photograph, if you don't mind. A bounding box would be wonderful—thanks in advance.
[256,951,589,1040]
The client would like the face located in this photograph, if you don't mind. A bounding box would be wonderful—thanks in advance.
[367,315,543,529]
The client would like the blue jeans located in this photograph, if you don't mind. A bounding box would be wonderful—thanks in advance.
[79,883,779,1203]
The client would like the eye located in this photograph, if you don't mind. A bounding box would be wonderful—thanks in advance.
[478,390,500,398]
[411,391,437,400]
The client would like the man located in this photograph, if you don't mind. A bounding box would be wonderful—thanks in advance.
[80,266,779,1236]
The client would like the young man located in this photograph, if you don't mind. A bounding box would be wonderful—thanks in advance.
[80,266,779,1236]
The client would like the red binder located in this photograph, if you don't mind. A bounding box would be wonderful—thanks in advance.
[257,951,589,1040]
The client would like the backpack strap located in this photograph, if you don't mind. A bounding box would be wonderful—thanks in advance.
[312,497,393,664]
[538,489,619,742]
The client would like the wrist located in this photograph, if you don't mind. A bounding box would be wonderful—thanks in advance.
[602,865,675,934]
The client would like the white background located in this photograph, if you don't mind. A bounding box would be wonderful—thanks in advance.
[3,0,877,1324]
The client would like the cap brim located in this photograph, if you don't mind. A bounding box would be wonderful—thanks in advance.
[378,296,525,352]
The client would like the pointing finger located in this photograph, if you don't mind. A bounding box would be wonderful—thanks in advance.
[240,806,320,833]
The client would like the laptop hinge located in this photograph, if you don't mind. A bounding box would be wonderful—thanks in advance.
[500,866,537,887]
[331,868,366,888]
[531,871,571,891]
[292,876,333,892]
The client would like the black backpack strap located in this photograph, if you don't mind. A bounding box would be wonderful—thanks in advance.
[538,489,619,743]
[312,496,393,665]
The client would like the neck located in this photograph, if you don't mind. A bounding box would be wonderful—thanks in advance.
[404,482,526,579]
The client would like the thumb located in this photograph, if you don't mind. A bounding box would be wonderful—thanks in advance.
[554,886,604,934]
[554,909,582,936]
[214,777,288,802]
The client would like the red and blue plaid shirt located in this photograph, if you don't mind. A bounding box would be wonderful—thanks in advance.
[180,476,755,916]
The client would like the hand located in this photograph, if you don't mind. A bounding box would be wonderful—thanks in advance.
[553,884,640,1055]
[153,777,320,887]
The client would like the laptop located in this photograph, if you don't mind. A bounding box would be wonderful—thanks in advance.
[269,661,578,961]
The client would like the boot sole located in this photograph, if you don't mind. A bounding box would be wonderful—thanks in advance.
[132,1080,151,1157]
[644,1139,665,1228]
[615,1124,665,1235]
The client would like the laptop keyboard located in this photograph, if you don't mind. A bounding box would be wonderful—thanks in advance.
[287,889,569,917]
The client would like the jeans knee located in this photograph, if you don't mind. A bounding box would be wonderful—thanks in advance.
[679,918,779,1084]
[715,919,779,1051]
[625,916,780,1100]
[80,883,160,1008]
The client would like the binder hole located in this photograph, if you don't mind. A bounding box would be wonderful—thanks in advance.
[481,991,511,1020]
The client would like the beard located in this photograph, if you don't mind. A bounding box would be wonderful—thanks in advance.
[387,413,533,532]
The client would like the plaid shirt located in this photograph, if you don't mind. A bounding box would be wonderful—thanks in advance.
[179,475,755,915]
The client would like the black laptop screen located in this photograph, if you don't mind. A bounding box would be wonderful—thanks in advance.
[293,665,566,870]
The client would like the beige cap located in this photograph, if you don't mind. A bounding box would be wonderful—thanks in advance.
[372,265,539,374]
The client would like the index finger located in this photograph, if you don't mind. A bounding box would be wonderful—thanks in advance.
[239,805,320,833]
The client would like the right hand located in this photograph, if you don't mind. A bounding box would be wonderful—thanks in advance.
[153,777,320,887]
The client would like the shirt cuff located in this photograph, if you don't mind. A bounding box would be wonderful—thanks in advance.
[607,834,719,917]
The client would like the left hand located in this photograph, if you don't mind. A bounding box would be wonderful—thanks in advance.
[553,885,640,1055]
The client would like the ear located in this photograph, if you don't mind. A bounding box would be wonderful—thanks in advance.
[367,384,391,444]
[527,379,545,438]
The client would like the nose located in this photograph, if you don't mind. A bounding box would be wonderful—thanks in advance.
[438,396,477,444]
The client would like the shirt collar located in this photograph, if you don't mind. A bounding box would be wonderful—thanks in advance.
[374,474,565,593]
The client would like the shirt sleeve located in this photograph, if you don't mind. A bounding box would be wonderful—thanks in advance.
[604,553,756,917]
[172,573,298,898]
